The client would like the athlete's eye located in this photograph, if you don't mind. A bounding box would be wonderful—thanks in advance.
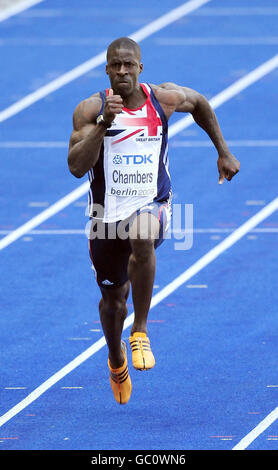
[110,62,121,69]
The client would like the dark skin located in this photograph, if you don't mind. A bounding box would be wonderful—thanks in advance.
[68,46,240,368]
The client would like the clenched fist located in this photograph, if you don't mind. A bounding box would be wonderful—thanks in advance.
[103,89,124,125]
[217,152,240,184]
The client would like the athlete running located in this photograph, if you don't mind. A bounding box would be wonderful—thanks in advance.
[67,37,240,405]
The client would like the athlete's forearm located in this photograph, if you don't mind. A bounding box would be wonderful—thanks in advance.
[68,124,107,178]
[191,95,229,155]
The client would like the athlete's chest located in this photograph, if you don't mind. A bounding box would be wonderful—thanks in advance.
[102,84,165,147]
[106,106,163,154]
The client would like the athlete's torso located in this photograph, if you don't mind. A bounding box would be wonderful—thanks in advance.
[88,83,171,222]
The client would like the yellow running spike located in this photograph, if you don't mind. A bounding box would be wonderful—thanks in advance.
[108,341,132,404]
[129,332,155,370]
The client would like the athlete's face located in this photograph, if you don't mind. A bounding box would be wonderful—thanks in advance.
[106,47,143,97]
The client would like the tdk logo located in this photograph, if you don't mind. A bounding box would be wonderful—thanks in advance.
[113,155,122,164]
[113,154,153,165]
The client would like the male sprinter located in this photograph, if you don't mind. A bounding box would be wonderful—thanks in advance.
[68,37,240,405]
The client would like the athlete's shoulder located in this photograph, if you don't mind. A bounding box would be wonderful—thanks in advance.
[148,82,185,108]
[149,82,179,90]
[72,92,103,130]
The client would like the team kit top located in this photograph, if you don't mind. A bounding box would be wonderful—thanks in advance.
[88,83,171,223]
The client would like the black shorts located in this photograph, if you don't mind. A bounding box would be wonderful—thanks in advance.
[88,200,171,289]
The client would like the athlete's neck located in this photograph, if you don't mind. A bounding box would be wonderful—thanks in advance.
[121,84,147,109]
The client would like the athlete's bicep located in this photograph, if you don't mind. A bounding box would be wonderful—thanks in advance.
[68,95,101,150]
[157,82,200,113]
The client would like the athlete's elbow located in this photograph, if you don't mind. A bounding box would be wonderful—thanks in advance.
[195,92,211,110]
[68,156,85,178]
[71,168,85,178]
[69,165,85,178]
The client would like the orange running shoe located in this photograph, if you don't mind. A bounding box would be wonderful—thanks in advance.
[108,341,132,405]
[129,332,155,370]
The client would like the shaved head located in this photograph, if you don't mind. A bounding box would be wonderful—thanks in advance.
[106,37,141,62]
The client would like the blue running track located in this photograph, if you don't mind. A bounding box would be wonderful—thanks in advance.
[0,0,278,451]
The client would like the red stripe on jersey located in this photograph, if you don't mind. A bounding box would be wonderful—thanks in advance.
[112,128,144,145]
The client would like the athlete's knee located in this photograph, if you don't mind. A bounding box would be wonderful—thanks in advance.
[99,284,128,317]
[100,296,126,317]
[129,240,155,265]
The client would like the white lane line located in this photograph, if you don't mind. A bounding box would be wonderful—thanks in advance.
[0,229,86,235]
[155,37,278,46]
[0,141,69,148]
[245,200,265,206]
[171,140,278,148]
[186,284,208,288]
[61,387,83,389]
[0,0,211,123]
[233,407,278,450]
[4,387,27,390]
[0,0,44,22]
[2,36,278,47]
[28,201,49,207]
[0,335,106,428]
[0,228,278,236]
[1,53,278,252]
[168,54,278,138]
[2,139,278,148]
[0,181,89,250]
[191,7,278,16]
[0,196,277,428]
[147,197,278,312]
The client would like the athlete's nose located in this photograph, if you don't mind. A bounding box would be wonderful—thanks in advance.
[117,64,128,76]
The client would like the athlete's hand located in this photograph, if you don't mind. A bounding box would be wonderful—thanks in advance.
[103,89,123,125]
[217,152,240,184]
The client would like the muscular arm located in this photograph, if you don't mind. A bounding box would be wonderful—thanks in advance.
[154,82,240,183]
[67,95,106,178]
[68,89,123,178]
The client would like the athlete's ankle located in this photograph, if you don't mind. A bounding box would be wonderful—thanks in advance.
[130,323,147,336]
[108,351,125,369]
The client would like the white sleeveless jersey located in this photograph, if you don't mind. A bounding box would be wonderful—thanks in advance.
[88,83,171,222]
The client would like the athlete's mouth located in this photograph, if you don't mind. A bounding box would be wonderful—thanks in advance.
[117,78,130,84]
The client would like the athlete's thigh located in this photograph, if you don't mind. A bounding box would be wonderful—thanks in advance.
[89,228,132,289]
[129,211,160,242]
[128,200,171,248]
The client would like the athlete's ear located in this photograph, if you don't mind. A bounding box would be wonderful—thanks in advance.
[139,63,143,74]
[105,64,109,75]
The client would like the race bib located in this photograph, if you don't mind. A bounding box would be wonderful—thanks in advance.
[106,152,159,197]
